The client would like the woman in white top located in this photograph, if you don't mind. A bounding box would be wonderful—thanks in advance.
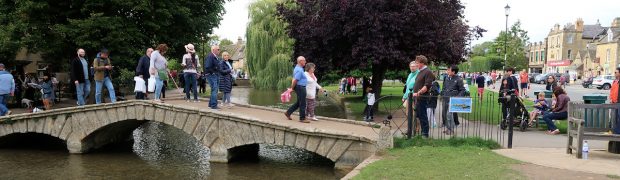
[149,44,169,102]
[304,63,325,121]
[182,44,201,102]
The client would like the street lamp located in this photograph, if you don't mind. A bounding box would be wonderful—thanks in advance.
[504,4,510,70]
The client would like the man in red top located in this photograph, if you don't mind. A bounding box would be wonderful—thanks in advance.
[519,70,529,98]
[610,67,620,134]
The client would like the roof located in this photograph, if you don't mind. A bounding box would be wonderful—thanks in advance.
[222,43,246,61]
[582,24,607,39]
[598,27,620,43]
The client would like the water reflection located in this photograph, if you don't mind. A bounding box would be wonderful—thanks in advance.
[0,121,344,179]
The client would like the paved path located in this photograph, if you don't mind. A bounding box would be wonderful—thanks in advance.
[483,81,608,101]
[165,99,380,141]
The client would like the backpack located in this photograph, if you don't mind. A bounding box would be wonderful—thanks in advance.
[429,81,440,96]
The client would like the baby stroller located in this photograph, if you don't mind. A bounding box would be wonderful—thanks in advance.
[498,90,530,132]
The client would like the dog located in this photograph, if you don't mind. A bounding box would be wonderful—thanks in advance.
[21,98,33,109]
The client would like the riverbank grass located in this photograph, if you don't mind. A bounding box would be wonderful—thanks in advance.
[353,137,521,180]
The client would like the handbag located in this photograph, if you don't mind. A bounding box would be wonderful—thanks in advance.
[280,89,292,103]
[148,77,156,92]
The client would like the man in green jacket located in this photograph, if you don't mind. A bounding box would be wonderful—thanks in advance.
[93,48,116,104]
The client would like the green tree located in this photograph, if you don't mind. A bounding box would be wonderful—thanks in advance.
[491,20,529,71]
[0,0,226,71]
[246,0,295,90]
[220,38,234,47]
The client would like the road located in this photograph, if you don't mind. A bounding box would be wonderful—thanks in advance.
[485,81,610,101]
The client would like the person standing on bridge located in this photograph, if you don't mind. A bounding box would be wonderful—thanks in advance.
[609,67,620,134]
[136,48,153,100]
[149,44,169,103]
[304,63,325,121]
[204,45,222,109]
[219,51,234,108]
[412,55,435,137]
[0,63,14,116]
[402,61,419,127]
[182,44,200,103]
[284,56,310,123]
[93,48,117,104]
[71,49,91,106]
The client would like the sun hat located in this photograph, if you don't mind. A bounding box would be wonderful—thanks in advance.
[185,44,196,53]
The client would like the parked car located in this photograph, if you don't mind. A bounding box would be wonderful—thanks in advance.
[592,75,614,90]
[535,73,553,84]
[528,73,540,83]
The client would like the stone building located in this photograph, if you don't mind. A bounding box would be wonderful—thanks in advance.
[527,40,547,73]
[594,18,620,76]
[545,18,607,77]
[222,37,246,77]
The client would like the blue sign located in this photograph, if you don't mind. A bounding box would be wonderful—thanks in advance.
[449,97,472,113]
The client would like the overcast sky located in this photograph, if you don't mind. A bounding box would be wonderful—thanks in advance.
[212,0,620,45]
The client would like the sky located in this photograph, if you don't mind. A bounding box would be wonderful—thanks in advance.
[213,0,620,45]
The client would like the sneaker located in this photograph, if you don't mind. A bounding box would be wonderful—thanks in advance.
[186,100,191,102]
[311,117,319,121]
[546,129,560,135]
[228,103,235,107]
[194,100,200,103]
[153,99,162,103]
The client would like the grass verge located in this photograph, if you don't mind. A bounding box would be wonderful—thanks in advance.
[324,85,405,120]
[353,137,521,180]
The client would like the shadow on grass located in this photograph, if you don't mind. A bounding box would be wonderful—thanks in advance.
[394,136,502,149]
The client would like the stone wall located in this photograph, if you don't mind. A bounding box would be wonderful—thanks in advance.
[0,100,391,169]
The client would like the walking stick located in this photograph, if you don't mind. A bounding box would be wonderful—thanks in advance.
[167,72,184,95]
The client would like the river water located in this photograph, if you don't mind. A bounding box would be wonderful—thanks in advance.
[0,88,348,179]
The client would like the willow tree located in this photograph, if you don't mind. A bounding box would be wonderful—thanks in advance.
[246,0,295,90]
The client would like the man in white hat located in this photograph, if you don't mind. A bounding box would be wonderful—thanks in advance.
[182,43,201,102]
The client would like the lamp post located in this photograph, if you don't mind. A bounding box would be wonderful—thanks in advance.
[504,4,511,70]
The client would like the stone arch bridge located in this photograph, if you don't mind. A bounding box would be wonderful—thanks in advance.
[0,100,391,169]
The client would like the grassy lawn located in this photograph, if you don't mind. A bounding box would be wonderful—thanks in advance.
[353,137,521,180]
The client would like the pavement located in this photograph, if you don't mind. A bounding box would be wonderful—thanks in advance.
[482,80,609,101]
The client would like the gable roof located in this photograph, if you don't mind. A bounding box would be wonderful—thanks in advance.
[582,24,607,39]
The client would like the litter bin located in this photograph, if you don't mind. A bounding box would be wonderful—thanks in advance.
[583,94,607,104]
[466,77,472,85]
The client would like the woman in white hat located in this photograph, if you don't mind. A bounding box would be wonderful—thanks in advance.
[182,43,201,102]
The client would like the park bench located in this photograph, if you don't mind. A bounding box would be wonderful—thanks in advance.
[566,102,620,158]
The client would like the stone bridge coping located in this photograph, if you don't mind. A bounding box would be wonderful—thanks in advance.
[0,100,378,144]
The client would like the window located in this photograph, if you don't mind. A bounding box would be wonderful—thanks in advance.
[536,52,539,62]
[542,51,546,61]
[568,35,574,44]
[567,49,572,60]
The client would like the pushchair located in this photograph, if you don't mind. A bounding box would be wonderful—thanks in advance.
[498,90,530,132]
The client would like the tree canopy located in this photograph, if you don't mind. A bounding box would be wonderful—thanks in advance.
[491,20,529,71]
[278,0,483,97]
[246,0,295,90]
[0,0,226,71]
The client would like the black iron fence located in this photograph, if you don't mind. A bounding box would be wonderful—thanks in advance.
[368,91,524,148]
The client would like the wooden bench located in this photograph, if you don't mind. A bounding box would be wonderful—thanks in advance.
[566,102,620,158]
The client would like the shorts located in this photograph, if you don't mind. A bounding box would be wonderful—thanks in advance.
[477,88,484,94]
[520,83,528,89]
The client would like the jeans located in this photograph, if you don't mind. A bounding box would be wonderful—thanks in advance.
[76,81,91,106]
[615,108,620,134]
[0,94,8,106]
[155,77,164,100]
[542,111,567,131]
[184,73,198,100]
[222,92,231,104]
[441,98,456,130]
[364,105,374,120]
[207,74,220,108]
[95,77,117,104]
[416,99,430,137]
[287,85,307,120]
[0,103,7,116]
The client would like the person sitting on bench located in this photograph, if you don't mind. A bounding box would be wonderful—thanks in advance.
[542,87,570,135]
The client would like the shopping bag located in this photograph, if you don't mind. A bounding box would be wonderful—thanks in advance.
[280,89,292,103]
[147,77,156,92]
[134,76,146,93]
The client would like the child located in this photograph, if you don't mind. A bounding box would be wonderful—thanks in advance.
[363,87,375,122]
[40,75,53,110]
[529,92,549,126]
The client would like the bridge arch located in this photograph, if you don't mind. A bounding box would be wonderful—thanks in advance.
[0,101,386,169]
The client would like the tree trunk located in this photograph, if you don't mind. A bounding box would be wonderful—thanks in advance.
[371,64,387,110]
[361,76,369,98]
